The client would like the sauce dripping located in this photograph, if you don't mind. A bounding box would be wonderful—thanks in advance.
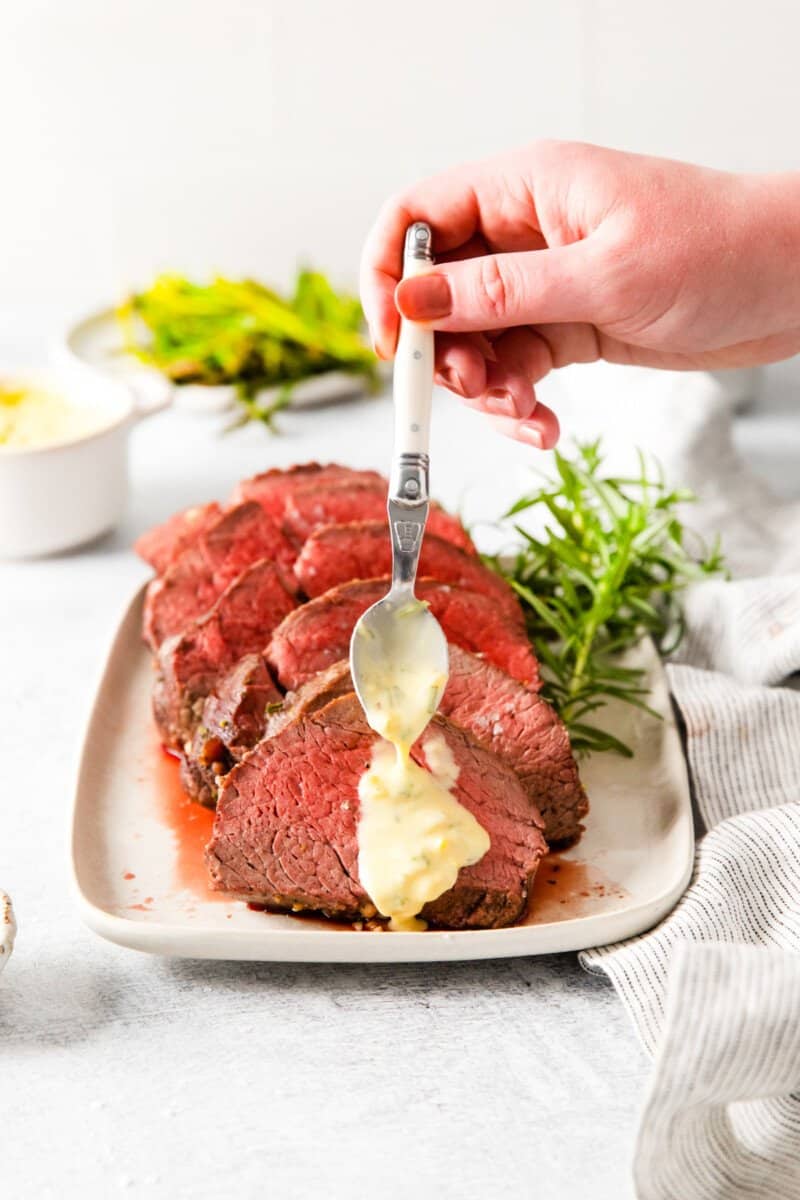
[354,599,490,932]
[358,735,489,931]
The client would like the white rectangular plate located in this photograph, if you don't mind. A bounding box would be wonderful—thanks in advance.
[72,588,694,962]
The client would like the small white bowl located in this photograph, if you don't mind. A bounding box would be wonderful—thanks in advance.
[0,891,15,974]
[0,365,169,559]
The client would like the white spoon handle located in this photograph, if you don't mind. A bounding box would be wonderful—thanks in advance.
[392,230,435,459]
[388,224,435,592]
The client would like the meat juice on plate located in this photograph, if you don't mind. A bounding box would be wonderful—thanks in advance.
[354,599,490,931]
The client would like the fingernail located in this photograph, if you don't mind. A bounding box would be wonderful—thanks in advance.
[395,274,452,321]
[439,367,466,396]
[518,422,544,448]
[484,388,517,418]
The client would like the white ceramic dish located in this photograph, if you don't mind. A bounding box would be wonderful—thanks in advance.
[0,365,168,558]
[0,891,16,974]
[59,307,384,418]
[72,587,694,963]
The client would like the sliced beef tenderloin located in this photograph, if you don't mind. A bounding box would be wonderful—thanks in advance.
[263,650,586,845]
[153,559,296,750]
[183,659,351,806]
[282,479,476,555]
[182,657,353,802]
[264,659,353,739]
[440,647,588,845]
[143,501,297,651]
[294,520,521,620]
[206,693,547,929]
[230,463,386,522]
[181,654,283,807]
[267,577,540,691]
[134,501,222,575]
[136,466,383,578]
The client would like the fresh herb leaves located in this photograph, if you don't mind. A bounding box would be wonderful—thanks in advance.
[116,272,380,429]
[484,441,725,757]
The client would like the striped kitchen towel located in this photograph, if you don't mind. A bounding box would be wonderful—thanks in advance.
[569,370,800,1200]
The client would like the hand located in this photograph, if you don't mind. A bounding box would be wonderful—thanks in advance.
[360,141,800,448]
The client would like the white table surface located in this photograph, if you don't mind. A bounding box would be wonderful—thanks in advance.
[2,350,799,1200]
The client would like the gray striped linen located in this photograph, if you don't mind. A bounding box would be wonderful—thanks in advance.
[574,378,800,1198]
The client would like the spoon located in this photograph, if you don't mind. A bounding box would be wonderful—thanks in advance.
[350,222,449,754]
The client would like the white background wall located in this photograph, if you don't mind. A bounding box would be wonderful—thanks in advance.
[1,0,799,343]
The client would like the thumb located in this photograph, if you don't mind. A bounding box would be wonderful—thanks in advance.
[395,242,603,332]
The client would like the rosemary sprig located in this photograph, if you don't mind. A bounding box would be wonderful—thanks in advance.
[116,271,380,429]
[484,441,725,756]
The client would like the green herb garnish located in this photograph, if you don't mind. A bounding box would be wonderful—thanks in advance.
[116,271,380,430]
[484,441,724,757]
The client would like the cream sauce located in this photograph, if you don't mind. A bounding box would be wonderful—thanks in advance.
[354,599,490,931]
[0,384,105,449]
[358,736,490,931]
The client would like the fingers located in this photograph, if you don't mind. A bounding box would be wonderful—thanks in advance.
[485,402,561,450]
[438,327,552,409]
[434,335,487,398]
[395,242,604,333]
[490,327,554,383]
[360,168,482,359]
[471,360,538,420]
[428,319,603,448]
[435,325,567,449]
[433,328,554,436]
[435,234,490,265]
[460,355,559,449]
